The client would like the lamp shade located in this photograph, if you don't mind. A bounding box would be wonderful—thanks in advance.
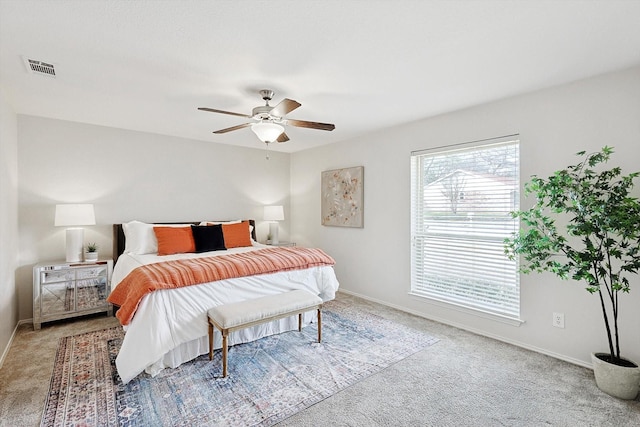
[263,205,284,221]
[251,122,284,143]
[54,204,96,226]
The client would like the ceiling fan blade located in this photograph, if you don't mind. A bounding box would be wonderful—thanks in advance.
[286,119,335,131]
[276,132,290,143]
[213,123,252,134]
[198,107,252,118]
[269,98,301,117]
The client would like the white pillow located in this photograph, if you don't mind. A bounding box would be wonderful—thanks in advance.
[122,221,157,254]
[199,220,242,226]
[122,221,193,254]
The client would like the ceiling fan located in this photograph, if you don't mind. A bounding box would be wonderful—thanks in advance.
[198,89,335,144]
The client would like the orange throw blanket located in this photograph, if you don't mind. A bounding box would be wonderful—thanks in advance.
[108,247,335,325]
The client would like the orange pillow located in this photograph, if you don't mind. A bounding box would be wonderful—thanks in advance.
[221,221,252,248]
[153,226,196,255]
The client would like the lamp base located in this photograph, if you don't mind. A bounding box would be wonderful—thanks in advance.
[269,222,280,245]
[65,228,84,262]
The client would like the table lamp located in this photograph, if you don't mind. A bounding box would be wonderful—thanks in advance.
[55,204,96,262]
[263,205,284,244]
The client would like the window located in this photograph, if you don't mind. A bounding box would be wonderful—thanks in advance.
[410,136,520,320]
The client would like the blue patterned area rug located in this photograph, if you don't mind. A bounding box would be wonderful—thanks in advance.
[41,298,439,427]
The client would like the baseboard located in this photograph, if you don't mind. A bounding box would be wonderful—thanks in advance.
[0,319,30,369]
[336,289,593,370]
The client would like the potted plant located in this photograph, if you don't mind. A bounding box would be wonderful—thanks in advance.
[504,146,640,399]
[85,242,99,261]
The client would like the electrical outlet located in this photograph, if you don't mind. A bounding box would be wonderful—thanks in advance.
[553,312,565,328]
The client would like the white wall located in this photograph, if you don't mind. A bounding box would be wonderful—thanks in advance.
[16,116,291,320]
[0,88,19,366]
[291,66,640,367]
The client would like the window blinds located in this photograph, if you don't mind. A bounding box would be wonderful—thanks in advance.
[410,136,520,319]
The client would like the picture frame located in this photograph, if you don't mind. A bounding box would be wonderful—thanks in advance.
[321,166,364,228]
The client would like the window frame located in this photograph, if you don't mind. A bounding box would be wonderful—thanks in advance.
[410,135,522,322]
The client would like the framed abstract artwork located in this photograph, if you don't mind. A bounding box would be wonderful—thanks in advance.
[321,166,364,228]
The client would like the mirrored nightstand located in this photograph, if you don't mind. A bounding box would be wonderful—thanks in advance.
[33,259,113,330]
[268,242,296,247]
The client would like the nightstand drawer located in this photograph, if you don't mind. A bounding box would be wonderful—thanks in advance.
[40,269,73,284]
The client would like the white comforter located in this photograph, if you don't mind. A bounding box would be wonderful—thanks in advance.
[111,244,339,384]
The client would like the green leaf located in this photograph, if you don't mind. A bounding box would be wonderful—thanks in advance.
[503,146,640,361]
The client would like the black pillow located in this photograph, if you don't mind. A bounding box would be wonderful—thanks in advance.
[191,225,227,253]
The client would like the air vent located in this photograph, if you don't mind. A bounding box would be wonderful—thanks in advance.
[22,57,56,77]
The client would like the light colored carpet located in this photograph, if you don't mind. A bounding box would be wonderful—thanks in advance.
[1,292,639,426]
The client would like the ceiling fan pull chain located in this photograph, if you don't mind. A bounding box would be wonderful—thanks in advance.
[265,141,270,160]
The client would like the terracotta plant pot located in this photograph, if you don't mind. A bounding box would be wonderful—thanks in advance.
[591,352,640,400]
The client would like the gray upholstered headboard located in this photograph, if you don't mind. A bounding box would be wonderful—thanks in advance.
[112,220,257,263]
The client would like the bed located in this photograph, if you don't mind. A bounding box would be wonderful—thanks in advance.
[109,220,340,384]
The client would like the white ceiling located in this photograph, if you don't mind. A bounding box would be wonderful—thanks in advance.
[1,0,639,153]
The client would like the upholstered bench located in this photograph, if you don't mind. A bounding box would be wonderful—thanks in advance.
[207,289,323,377]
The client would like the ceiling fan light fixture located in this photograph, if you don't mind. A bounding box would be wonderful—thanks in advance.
[251,121,284,143]
[200,90,335,143]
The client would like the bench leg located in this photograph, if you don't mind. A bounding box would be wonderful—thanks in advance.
[298,313,302,331]
[222,331,228,378]
[317,308,322,343]
[208,322,214,360]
